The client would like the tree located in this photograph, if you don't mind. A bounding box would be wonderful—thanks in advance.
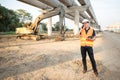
[53,21,70,41]
[53,22,60,31]
[16,9,32,25]
[0,5,21,31]
[41,23,47,31]
[53,21,68,31]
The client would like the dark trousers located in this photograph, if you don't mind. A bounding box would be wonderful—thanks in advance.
[81,46,97,72]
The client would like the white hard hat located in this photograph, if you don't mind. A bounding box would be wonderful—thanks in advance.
[82,19,89,23]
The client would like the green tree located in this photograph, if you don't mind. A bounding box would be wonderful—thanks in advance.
[0,5,21,32]
[16,9,32,25]
[53,21,68,31]
[53,22,60,31]
[41,23,47,31]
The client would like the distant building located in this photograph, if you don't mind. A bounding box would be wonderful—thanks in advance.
[105,23,120,33]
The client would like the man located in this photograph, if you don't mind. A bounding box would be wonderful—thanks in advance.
[78,19,98,76]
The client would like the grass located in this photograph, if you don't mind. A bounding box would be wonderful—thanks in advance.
[1,31,16,35]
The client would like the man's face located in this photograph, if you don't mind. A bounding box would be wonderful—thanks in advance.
[83,22,89,29]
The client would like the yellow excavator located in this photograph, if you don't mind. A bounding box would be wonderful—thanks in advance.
[16,6,65,40]
[16,5,90,41]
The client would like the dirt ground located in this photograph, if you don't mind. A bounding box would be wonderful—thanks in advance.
[0,31,120,80]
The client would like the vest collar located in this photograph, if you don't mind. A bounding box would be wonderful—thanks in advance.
[85,27,90,30]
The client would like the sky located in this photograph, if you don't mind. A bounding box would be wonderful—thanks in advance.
[90,0,120,29]
[0,0,120,29]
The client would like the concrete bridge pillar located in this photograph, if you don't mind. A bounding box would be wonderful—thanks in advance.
[47,17,52,36]
[74,10,79,35]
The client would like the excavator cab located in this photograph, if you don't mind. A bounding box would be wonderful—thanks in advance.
[16,21,47,41]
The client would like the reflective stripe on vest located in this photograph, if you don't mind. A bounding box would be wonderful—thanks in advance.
[80,27,94,47]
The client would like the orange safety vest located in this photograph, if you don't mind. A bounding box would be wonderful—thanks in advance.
[80,27,94,47]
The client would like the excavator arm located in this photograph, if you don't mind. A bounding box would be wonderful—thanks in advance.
[28,7,61,32]
[16,7,61,35]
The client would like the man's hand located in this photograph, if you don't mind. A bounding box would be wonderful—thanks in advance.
[75,27,85,38]
[86,36,96,41]
[82,25,86,30]
[86,38,93,41]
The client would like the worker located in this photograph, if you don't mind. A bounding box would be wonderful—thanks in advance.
[78,19,98,76]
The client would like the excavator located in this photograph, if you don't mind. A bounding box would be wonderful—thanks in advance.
[16,6,66,41]
[16,5,89,40]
